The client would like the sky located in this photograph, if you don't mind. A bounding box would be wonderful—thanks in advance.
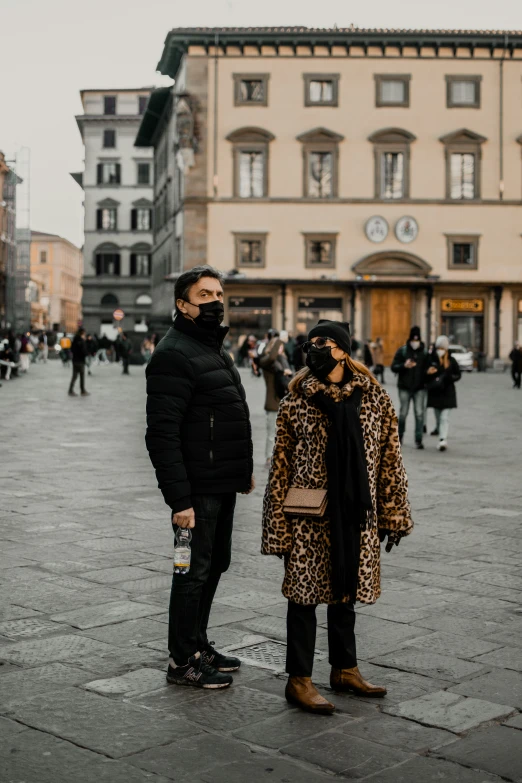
[1,0,520,248]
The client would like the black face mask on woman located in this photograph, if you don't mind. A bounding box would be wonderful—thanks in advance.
[305,345,340,381]
[186,300,225,330]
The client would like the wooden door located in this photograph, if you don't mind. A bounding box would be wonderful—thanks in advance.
[371,289,411,365]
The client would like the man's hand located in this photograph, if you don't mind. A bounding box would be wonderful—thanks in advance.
[241,475,256,495]
[284,369,293,376]
[404,359,416,369]
[173,508,195,529]
[427,365,438,375]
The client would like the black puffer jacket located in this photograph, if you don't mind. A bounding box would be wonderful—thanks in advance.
[145,315,253,513]
[425,353,461,409]
[391,342,428,393]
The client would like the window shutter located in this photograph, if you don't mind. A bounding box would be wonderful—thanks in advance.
[148,209,153,230]
[147,255,151,276]
[115,163,121,184]
[114,255,121,276]
[95,256,102,276]
[97,164,103,184]
[96,209,102,230]
[131,209,137,230]
[130,254,136,276]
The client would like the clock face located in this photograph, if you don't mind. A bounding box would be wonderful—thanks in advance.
[365,216,389,243]
[395,216,418,244]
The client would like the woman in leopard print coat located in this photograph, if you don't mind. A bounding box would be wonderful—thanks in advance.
[261,325,413,713]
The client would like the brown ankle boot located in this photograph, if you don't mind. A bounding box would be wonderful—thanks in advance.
[285,676,335,714]
[330,666,387,697]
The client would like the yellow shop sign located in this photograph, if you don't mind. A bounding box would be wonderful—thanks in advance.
[441,298,484,314]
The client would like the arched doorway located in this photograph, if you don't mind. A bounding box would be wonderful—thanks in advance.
[353,251,432,364]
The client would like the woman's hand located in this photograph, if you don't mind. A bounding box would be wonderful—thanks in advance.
[427,366,438,375]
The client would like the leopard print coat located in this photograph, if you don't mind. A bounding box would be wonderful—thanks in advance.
[261,370,413,605]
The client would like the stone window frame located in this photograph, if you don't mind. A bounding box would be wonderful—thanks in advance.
[233,232,268,269]
[374,74,411,108]
[226,127,275,199]
[440,128,487,201]
[446,75,482,109]
[303,232,338,269]
[303,74,340,107]
[296,127,344,199]
[368,127,416,200]
[233,74,270,107]
[445,233,480,271]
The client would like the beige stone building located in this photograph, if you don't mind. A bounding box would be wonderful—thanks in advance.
[30,231,83,333]
[137,27,522,362]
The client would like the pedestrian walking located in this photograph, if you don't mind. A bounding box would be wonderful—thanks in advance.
[363,339,373,368]
[59,334,72,367]
[85,334,97,375]
[141,336,154,364]
[391,326,428,449]
[425,335,461,452]
[19,333,31,373]
[509,342,522,389]
[145,265,255,690]
[371,337,385,384]
[68,328,90,397]
[292,334,307,371]
[262,320,413,714]
[120,333,132,375]
[260,336,293,469]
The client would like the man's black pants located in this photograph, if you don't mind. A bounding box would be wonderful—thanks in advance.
[69,362,86,393]
[286,600,357,677]
[512,368,521,389]
[169,493,236,665]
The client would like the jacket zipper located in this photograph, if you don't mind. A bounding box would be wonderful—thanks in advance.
[209,411,215,465]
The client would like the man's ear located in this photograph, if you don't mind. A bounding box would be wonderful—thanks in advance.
[176,298,188,315]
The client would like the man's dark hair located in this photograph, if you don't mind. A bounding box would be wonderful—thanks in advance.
[77,327,86,336]
[174,265,225,316]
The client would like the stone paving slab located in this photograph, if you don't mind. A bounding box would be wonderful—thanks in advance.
[473,645,522,672]
[233,708,355,748]
[400,630,502,658]
[0,617,70,640]
[365,756,502,783]
[78,617,165,647]
[0,634,118,665]
[436,725,522,782]
[369,650,488,681]
[4,687,185,758]
[337,714,456,753]
[449,668,522,709]
[50,600,164,629]
[504,713,522,729]
[384,690,516,733]
[84,668,166,697]
[199,757,335,782]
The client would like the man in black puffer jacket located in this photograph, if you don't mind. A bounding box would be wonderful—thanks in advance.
[146,265,254,690]
[391,325,428,449]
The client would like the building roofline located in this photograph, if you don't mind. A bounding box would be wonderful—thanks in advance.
[80,87,155,98]
[157,26,522,78]
[31,230,82,251]
[135,87,172,147]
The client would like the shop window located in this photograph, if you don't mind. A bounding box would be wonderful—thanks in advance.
[304,233,337,269]
[446,234,479,270]
[446,76,481,108]
[297,127,344,199]
[233,74,270,106]
[374,75,411,107]
[234,233,266,268]
[440,129,486,200]
[304,74,340,107]
[227,127,275,198]
[369,127,416,199]
[296,297,344,335]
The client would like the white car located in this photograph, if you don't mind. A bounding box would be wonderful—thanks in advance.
[449,344,474,372]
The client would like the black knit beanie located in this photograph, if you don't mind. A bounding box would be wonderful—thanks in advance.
[409,325,421,341]
[308,320,352,355]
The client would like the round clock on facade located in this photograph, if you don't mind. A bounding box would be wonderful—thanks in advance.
[395,216,419,244]
[365,216,389,243]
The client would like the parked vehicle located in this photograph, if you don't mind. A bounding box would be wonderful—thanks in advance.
[449,344,474,372]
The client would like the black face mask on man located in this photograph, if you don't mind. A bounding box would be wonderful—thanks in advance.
[305,345,340,381]
[186,300,225,330]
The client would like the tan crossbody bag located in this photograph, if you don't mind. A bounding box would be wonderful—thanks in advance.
[283,487,328,517]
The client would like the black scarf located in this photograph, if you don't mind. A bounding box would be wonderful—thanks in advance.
[313,377,373,601]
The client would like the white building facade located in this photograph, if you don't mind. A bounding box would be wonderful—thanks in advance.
[74,88,154,342]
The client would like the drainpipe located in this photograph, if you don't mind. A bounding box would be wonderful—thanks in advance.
[425,284,433,347]
[281,283,287,330]
[494,285,503,359]
[350,285,357,331]
[499,34,508,201]
[213,33,219,198]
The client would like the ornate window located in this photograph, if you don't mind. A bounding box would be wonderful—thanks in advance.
[297,128,344,199]
[303,74,340,107]
[234,233,267,268]
[446,234,480,270]
[374,75,411,107]
[97,162,121,185]
[136,293,152,306]
[130,243,152,276]
[95,243,120,276]
[440,129,487,200]
[233,74,270,106]
[101,293,119,305]
[303,233,337,269]
[227,127,275,198]
[446,76,482,108]
[368,128,416,199]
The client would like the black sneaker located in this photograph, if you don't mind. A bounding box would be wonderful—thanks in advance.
[202,642,241,672]
[415,441,424,449]
[430,429,439,436]
[166,652,232,689]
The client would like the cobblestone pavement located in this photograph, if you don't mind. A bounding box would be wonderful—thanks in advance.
[1,360,521,782]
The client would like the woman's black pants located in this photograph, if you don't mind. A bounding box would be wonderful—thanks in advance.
[286,600,357,677]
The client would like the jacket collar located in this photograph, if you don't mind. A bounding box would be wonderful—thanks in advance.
[300,370,372,401]
[172,315,229,349]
